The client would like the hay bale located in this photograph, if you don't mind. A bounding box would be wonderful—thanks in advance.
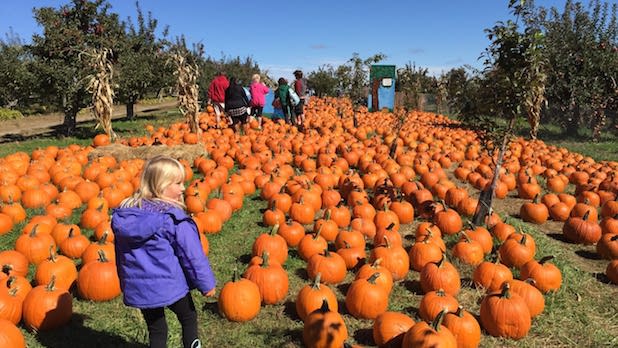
[88,143,208,163]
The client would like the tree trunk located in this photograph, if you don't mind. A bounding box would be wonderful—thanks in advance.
[62,112,77,136]
[565,105,580,136]
[472,116,517,226]
[126,102,135,120]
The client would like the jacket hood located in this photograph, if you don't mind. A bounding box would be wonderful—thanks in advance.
[112,208,167,245]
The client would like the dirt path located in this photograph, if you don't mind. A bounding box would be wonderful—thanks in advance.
[0,100,178,142]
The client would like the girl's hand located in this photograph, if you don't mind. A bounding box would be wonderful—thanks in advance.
[204,288,216,297]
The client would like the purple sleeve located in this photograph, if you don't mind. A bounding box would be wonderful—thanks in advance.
[172,219,216,293]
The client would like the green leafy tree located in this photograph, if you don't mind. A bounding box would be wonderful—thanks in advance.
[307,65,338,97]
[461,0,547,225]
[441,67,469,116]
[334,53,386,104]
[197,55,261,107]
[116,1,170,120]
[539,0,617,139]
[396,62,437,110]
[30,0,124,135]
[0,30,35,109]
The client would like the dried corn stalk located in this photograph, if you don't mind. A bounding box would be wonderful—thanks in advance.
[86,48,116,140]
[171,52,200,134]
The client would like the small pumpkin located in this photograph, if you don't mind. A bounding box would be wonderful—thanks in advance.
[218,268,261,322]
[302,299,348,348]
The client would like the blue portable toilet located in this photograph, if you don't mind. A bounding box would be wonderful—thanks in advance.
[367,65,396,112]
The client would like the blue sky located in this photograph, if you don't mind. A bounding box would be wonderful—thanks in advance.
[1,1,587,79]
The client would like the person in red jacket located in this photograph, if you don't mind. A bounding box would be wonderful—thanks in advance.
[207,71,229,128]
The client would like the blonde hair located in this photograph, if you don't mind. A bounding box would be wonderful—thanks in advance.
[252,74,261,82]
[120,156,186,209]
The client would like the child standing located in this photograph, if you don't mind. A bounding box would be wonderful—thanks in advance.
[249,74,270,129]
[112,156,216,348]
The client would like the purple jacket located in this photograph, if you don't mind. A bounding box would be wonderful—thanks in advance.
[249,82,270,107]
[111,200,216,309]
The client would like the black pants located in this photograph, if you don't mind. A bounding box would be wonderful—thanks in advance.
[140,293,200,348]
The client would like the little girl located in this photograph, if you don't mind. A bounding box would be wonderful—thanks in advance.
[249,73,270,129]
[112,156,216,348]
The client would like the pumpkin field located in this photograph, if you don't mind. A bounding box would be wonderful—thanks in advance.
[0,97,617,347]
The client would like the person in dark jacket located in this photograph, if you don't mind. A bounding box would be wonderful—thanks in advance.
[112,156,216,348]
[274,77,294,124]
[224,77,250,132]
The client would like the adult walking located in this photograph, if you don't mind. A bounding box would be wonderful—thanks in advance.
[224,77,250,133]
[274,78,294,124]
[293,70,308,130]
[207,71,229,128]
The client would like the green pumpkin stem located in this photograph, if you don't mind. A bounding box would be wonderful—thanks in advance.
[29,224,40,237]
[48,245,57,262]
[232,266,240,282]
[431,308,448,331]
[437,253,447,268]
[261,251,270,268]
[270,224,280,236]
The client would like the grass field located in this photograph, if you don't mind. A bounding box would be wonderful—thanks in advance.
[0,108,617,347]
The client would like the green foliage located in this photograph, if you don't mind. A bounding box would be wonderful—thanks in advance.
[396,62,437,110]
[307,65,338,97]
[0,107,24,120]
[539,0,618,139]
[115,2,171,120]
[0,31,35,109]
[29,0,125,135]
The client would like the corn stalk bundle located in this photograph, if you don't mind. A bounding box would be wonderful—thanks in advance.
[172,52,200,134]
[86,47,116,140]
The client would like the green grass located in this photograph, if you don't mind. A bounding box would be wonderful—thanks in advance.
[1,109,618,347]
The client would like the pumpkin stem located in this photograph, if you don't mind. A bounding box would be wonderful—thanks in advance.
[460,231,471,243]
[386,222,395,230]
[520,233,528,245]
[48,245,57,262]
[270,224,280,236]
[501,282,512,299]
[231,266,240,282]
[431,308,448,332]
[582,210,591,221]
[323,249,331,257]
[314,224,323,240]
[68,227,76,238]
[343,240,351,249]
[261,251,270,268]
[6,275,16,288]
[533,194,540,204]
[437,253,447,268]
[372,258,383,268]
[8,286,18,297]
[1,264,12,275]
[311,273,322,289]
[97,249,109,263]
[46,275,57,291]
[98,231,109,245]
[324,209,331,220]
[29,224,40,237]
[455,305,465,318]
[539,255,555,264]
[367,272,380,284]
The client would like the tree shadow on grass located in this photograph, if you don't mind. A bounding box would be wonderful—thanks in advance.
[283,300,300,321]
[36,313,146,348]
[402,279,422,295]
